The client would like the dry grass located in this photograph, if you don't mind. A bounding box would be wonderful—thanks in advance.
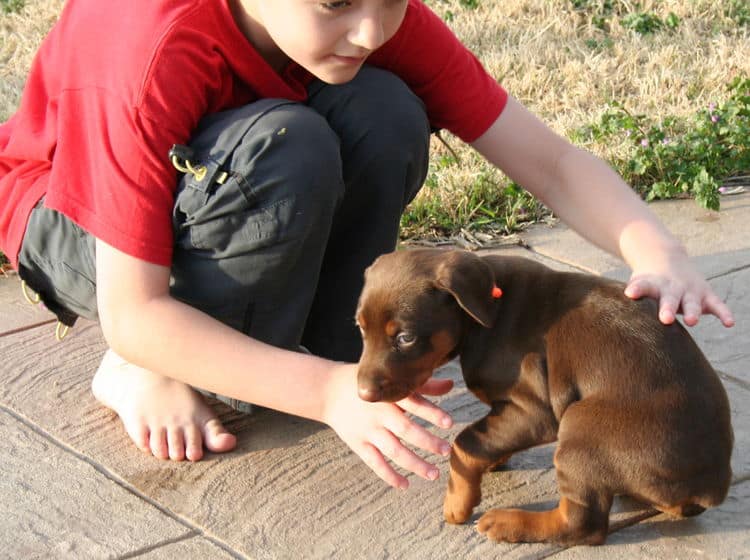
[1,0,64,122]
[1,0,749,247]
[426,0,749,165]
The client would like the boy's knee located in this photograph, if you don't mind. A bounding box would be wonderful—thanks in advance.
[370,67,430,128]
[343,67,430,152]
[173,102,345,265]
[228,103,345,211]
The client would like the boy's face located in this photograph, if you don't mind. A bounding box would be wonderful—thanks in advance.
[252,0,409,84]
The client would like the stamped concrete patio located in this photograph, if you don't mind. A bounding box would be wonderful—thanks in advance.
[1,192,748,559]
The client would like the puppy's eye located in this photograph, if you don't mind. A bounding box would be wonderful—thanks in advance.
[396,332,417,348]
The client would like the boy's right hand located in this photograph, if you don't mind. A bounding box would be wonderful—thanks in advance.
[322,363,454,489]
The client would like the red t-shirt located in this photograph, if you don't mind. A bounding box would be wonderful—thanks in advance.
[0,0,507,268]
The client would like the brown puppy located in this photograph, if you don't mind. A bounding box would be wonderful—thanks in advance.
[356,248,733,545]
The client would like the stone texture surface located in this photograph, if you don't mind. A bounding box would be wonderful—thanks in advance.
[0,274,56,335]
[0,408,192,559]
[1,193,748,559]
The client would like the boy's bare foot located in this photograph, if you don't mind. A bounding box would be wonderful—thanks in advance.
[91,349,237,461]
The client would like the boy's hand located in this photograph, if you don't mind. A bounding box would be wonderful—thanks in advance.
[322,364,454,489]
[624,247,734,328]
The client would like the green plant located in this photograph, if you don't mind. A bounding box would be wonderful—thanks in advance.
[726,0,750,26]
[570,0,616,30]
[571,2,679,34]
[1,0,24,14]
[459,0,480,9]
[572,77,750,210]
[621,11,679,34]
[400,154,548,241]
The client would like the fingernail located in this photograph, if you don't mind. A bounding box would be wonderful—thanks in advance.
[440,444,451,456]
[399,480,409,490]
[441,416,453,428]
[428,469,439,480]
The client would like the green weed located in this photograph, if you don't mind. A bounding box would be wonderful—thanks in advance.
[572,77,750,211]
[570,1,679,34]
[726,0,750,26]
[621,11,680,34]
[1,0,24,14]
[400,154,548,241]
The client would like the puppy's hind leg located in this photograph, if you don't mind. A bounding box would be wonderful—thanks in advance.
[476,494,613,545]
[477,400,615,545]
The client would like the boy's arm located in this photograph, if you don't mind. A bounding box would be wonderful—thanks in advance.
[471,96,734,327]
[95,239,453,488]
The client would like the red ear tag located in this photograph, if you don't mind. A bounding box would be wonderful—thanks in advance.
[492,285,503,299]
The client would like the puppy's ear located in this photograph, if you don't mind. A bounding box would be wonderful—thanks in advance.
[434,251,497,328]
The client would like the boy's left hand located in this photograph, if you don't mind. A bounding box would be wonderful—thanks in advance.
[322,364,454,490]
[624,248,734,328]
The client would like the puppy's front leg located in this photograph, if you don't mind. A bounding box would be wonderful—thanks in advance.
[443,420,509,524]
[444,402,554,525]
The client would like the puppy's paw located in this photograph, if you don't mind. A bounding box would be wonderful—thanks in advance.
[443,492,477,524]
[476,509,525,543]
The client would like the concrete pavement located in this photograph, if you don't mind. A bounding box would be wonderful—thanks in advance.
[1,192,748,559]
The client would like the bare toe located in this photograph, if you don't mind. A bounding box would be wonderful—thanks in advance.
[167,427,186,461]
[125,422,151,453]
[149,427,169,460]
[184,424,204,462]
[202,418,237,453]
[92,349,236,461]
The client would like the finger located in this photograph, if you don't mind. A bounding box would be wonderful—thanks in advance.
[356,441,409,489]
[703,293,735,328]
[417,378,454,396]
[680,294,703,327]
[400,392,453,430]
[657,291,681,325]
[385,406,451,457]
[371,429,440,483]
[624,277,661,300]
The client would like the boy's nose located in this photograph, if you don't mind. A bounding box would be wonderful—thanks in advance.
[348,14,385,51]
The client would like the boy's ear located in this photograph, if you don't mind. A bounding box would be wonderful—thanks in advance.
[433,251,497,328]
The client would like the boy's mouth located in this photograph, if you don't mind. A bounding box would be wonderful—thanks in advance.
[330,54,367,65]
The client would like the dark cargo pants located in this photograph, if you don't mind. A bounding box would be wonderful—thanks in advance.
[17,66,430,381]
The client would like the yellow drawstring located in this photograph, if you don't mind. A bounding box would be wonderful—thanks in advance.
[21,281,70,341]
[21,280,41,304]
[170,154,208,182]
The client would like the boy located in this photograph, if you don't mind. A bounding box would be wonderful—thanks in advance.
[0,0,734,491]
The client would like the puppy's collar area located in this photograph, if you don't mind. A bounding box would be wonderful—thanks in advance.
[492,285,503,299]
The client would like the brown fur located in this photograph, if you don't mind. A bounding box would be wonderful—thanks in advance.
[356,249,733,545]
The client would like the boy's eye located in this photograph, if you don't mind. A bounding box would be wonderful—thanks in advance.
[320,1,351,10]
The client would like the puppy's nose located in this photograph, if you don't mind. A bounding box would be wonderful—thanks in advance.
[358,384,383,402]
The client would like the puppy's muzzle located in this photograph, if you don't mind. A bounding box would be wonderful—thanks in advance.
[358,383,383,402]
[357,369,411,403]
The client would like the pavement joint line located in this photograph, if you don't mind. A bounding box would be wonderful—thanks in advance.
[718,371,750,392]
[0,318,57,339]
[0,403,250,560]
[114,533,199,560]
[708,263,750,280]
